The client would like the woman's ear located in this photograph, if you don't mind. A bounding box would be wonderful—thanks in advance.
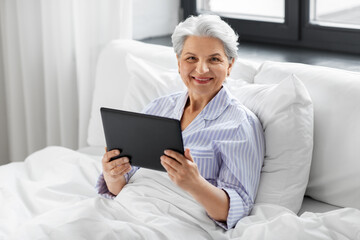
[227,58,235,76]
[177,54,181,74]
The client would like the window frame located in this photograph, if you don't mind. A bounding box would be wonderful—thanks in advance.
[301,0,360,53]
[181,0,360,54]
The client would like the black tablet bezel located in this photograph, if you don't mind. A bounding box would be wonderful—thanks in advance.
[100,107,184,171]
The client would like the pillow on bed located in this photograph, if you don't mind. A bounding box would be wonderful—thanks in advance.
[254,61,360,210]
[227,74,314,214]
[230,58,260,83]
[122,54,186,112]
[87,40,179,147]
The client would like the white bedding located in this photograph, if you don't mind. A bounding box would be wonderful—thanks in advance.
[1,147,360,240]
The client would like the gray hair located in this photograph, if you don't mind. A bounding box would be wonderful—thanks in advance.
[171,14,239,61]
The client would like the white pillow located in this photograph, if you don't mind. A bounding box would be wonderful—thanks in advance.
[254,61,360,210]
[122,54,186,112]
[230,58,260,83]
[87,40,179,147]
[228,74,314,213]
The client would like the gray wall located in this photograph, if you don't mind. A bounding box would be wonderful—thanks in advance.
[132,0,180,40]
[0,27,9,166]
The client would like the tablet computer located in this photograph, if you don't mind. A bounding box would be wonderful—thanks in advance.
[100,107,184,171]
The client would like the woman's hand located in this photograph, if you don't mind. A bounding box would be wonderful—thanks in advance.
[161,148,230,222]
[102,148,131,195]
[160,148,202,192]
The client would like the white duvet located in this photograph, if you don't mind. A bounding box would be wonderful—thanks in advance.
[0,147,359,240]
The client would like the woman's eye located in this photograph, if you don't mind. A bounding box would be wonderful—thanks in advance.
[210,57,221,62]
[186,56,197,62]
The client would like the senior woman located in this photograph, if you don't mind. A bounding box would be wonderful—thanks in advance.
[96,14,265,230]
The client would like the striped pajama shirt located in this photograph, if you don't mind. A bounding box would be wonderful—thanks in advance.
[96,85,265,229]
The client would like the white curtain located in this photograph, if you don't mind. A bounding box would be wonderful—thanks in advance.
[0,0,132,164]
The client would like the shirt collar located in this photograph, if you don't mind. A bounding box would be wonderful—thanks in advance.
[200,85,232,121]
[173,91,188,120]
[173,85,232,121]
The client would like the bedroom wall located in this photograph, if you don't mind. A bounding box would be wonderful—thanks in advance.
[0,28,9,166]
[132,0,180,40]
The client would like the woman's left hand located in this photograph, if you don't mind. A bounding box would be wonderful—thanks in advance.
[160,148,202,192]
[161,148,230,222]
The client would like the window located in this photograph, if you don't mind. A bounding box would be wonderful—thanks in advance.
[197,0,285,23]
[182,0,360,54]
[309,0,360,29]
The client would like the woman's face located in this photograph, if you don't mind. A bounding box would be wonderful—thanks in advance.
[177,36,234,99]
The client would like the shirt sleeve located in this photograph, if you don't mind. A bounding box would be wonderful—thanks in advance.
[95,166,140,199]
[212,117,265,229]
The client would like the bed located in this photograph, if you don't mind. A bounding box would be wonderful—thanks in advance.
[1,40,360,240]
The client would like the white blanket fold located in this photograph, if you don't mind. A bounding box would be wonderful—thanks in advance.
[1,147,360,240]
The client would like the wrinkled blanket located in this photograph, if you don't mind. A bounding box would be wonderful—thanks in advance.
[0,147,359,240]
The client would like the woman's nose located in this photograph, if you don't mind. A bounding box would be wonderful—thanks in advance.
[195,60,209,74]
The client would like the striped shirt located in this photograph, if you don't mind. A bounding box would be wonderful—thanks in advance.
[96,85,265,229]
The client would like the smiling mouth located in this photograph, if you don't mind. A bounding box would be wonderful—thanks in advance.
[192,76,213,84]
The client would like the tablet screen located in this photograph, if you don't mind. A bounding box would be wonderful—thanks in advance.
[101,107,184,171]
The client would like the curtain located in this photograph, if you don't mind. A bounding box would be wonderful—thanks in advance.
[0,0,132,164]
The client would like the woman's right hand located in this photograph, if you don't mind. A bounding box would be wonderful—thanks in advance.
[102,148,132,184]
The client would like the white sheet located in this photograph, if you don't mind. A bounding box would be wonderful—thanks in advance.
[1,147,360,239]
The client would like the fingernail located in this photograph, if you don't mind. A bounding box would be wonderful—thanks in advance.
[124,158,129,163]
[164,150,168,154]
